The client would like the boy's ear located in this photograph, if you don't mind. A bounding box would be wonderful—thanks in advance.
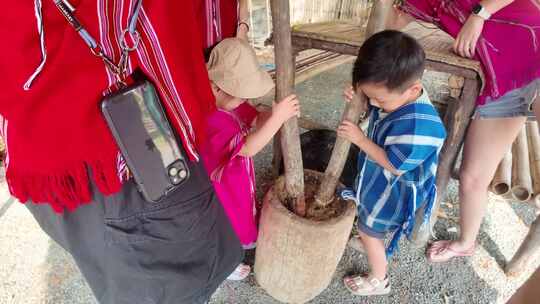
[408,81,423,96]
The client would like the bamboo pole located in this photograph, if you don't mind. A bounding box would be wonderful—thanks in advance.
[490,151,512,196]
[527,122,540,208]
[270,0,306,216]
[314,0,392,206]
[511,127,533,202]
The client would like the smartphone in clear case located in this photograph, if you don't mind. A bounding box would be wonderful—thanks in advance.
[101,80,189,203]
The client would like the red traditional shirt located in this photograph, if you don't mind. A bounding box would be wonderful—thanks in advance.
[194,0,239,49]
[0,0,215,212]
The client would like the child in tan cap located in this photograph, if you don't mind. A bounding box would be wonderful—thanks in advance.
[201,38,300,280]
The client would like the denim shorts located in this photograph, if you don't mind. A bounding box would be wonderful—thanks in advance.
[474,79,539,120]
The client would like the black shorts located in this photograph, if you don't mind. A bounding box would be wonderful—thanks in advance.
[25,161,243,304]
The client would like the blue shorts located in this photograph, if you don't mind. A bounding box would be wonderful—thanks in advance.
[474,79,539,120]
[341,189,400,240]
[357,219,389,239]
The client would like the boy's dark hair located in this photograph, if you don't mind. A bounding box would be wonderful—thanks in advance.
[352,30,426,92]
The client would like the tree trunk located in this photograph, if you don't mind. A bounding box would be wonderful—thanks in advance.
[314,0,392,206]
[271,0,306,216]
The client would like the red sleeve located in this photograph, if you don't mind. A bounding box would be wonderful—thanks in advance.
[141,1,217,154]
[400,0,438,24]
[219,0,239,40]
[192,0,209,51]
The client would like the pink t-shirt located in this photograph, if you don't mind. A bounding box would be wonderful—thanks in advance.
[401,0,540,105]
[201,102,259,246]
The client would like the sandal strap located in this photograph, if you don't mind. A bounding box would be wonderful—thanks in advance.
[348,275,382,290]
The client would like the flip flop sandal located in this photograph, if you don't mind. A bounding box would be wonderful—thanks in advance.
[227,263,251,281]
[427,240,476,263]
[343,274,391,296]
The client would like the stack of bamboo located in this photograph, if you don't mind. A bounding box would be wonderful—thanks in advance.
[491,122,540,207]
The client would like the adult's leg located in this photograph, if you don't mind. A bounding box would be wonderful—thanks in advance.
[429,116,525,260]
[458,117,526,248]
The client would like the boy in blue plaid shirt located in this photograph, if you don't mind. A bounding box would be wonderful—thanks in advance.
[338,30,446,296]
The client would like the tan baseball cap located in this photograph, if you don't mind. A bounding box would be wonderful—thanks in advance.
[207,38,274,99]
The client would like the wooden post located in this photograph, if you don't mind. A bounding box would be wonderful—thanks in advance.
[411,78,479,246]
[314,0,391,206]
[506,215,540,277]
[365,0,393,36]
[511,127,533,202]
[270,0,306,216]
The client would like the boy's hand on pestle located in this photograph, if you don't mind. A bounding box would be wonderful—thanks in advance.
[343,85,369,115]
[337,120,366,147]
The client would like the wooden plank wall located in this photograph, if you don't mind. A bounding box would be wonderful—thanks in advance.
[289,0,372,25]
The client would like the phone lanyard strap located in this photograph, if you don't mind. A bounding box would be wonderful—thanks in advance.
[54,0,143,81]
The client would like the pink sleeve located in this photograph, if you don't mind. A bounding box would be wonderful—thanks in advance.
[202,112,247,182]
[233,102,259,127]
[400,0,439,24]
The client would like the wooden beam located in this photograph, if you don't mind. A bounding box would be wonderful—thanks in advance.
[291,36,479,79]
[271,0,305,216]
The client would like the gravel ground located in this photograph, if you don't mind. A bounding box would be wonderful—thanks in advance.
[1,61,539,304]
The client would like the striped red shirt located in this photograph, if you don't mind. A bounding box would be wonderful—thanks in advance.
[0,0,215,211]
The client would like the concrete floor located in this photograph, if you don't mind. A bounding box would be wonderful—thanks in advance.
[1,62,539,304]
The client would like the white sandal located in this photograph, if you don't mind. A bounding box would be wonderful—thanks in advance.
[343,274,390,296]
[227,263,251,281]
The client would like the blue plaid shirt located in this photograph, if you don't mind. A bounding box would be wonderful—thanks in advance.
[342,90,446,257]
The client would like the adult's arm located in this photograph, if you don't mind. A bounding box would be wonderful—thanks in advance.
[236,0,250,40]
